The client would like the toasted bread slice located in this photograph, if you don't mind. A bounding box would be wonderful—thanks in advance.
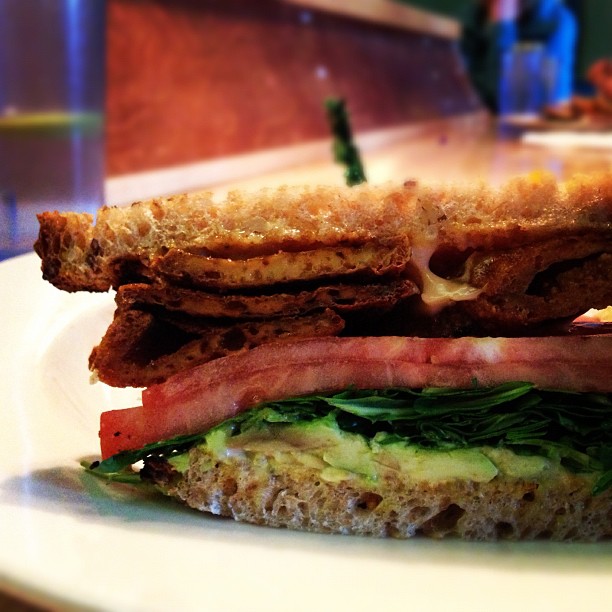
[35,172,612,293]
[143,445,612,541]
[36,183,414,292]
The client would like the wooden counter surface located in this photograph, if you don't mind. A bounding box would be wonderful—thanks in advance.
[219,119,612,192]
[107,113,612,203]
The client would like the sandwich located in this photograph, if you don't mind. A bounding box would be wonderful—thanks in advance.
[35,171,612,540]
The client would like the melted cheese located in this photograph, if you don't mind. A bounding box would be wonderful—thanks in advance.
[411,242,483,312]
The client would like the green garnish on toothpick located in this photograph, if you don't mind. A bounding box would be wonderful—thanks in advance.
[325,98,367,186]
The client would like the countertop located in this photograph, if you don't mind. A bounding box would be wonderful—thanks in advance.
[221,115,612,189]
[105,112,612,207]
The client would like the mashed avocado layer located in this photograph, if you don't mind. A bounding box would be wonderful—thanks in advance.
[169,418,554,486]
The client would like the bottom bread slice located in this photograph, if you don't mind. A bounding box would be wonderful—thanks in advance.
[144,447,612,541]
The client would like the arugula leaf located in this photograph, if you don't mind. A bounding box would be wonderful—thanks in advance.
[80,460,143,485]
[593,470,612,496]
[90,431,209,474]
[325,383,535,420]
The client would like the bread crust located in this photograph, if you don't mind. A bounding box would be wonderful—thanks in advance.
[149,447,612,541]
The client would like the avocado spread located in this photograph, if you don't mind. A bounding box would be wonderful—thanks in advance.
[181,417,553,486]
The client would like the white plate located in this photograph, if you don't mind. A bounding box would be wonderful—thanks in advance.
[1,253,611,612]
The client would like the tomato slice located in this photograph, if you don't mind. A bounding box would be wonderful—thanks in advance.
[99,335,612,458]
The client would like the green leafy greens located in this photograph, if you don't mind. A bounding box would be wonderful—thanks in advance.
[87,382,612,494]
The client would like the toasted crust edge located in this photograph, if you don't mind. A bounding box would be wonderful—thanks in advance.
[35,211,108,292]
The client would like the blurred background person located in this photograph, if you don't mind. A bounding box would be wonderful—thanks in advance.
[461,0,577,117]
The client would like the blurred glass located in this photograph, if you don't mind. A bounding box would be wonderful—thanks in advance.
[0,0,105,260]
[498,42,557,120]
